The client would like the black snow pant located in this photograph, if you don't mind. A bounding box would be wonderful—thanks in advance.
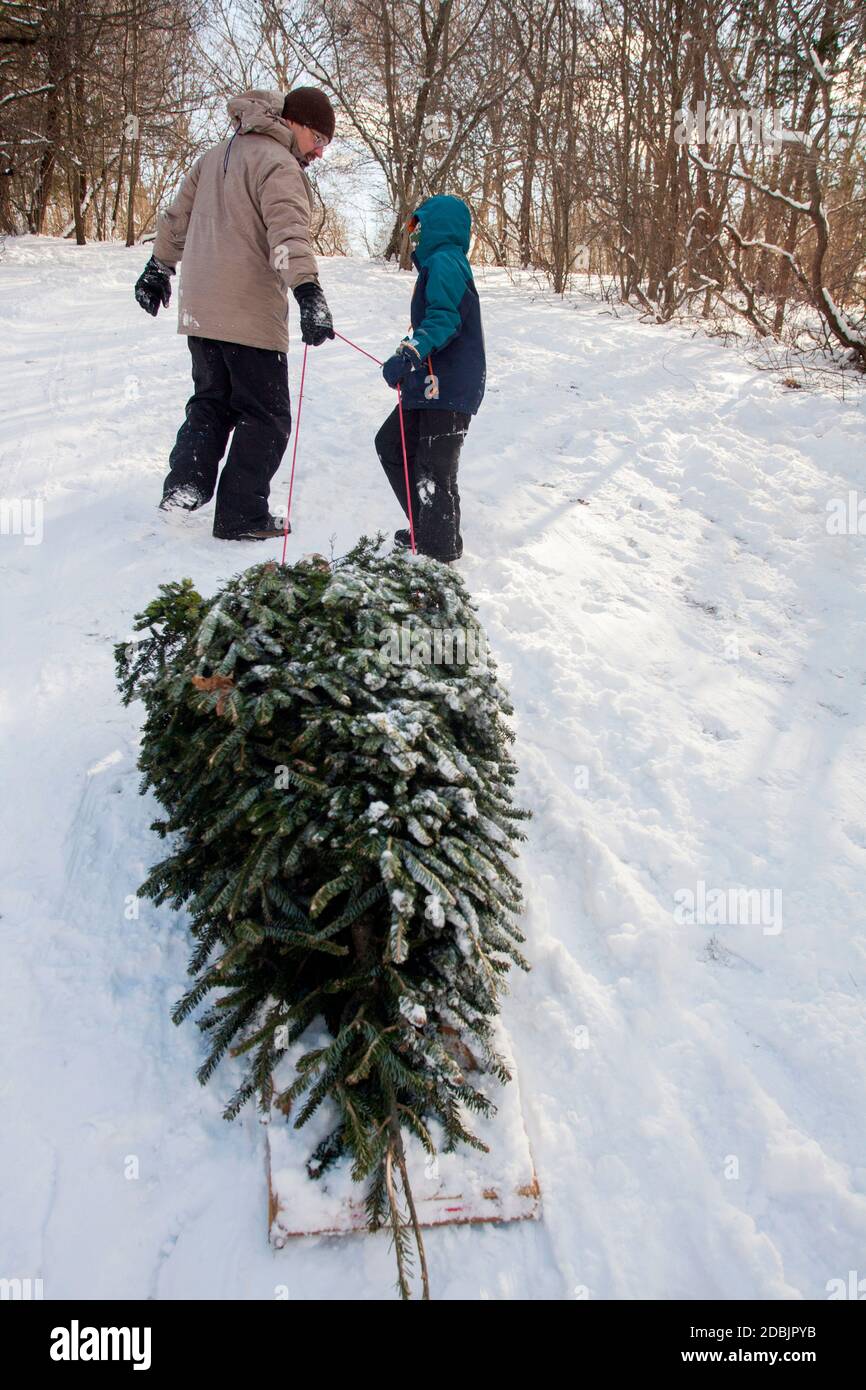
[162,336,292,536]
[375,406,469,562]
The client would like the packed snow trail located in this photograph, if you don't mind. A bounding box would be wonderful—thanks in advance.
[1,238,865,1300]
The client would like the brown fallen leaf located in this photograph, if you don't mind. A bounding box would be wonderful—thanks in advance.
[191,673,235,692]
[441,1023,482,1073]
[191,673,235,717]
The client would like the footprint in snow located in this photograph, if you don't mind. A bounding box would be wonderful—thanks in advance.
[683,593,721,618]
[699,720,740,742]
[703,935,761,971]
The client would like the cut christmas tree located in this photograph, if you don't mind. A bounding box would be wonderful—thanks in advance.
[116,538,538,1298]
[266,1012,540,1243]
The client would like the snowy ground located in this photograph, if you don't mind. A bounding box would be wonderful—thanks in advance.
[2,236,865,1301]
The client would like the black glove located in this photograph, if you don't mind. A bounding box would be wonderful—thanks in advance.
[293,282,335,346]
[135,255,174,316]
[382,338,422,388]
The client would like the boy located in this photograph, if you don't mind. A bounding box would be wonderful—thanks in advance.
[377,195,486,563]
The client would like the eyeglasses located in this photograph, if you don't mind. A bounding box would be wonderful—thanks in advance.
[307,127,330,149]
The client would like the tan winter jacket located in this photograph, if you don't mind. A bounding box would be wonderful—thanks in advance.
[153,89,320,352]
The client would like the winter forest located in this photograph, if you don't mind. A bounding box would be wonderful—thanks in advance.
[1,0,866,1333]
[3,0,866,358]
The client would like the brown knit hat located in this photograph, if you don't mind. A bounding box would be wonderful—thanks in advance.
[281,88,336,142]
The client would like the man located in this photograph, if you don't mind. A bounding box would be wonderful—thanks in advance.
[134,87,336,541]
[376,195,485,564]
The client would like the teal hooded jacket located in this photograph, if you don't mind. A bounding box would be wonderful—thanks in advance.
[399,194,486,416]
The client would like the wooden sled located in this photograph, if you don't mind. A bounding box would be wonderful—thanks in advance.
[265,1019,541,1244]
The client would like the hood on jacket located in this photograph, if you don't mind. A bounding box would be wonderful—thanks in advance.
[412,195,471,263]
[226,89,308,162]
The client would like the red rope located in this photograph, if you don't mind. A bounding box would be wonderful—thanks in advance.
[281,330,418,558]
[333,330,383,367]
[281,342,308,565]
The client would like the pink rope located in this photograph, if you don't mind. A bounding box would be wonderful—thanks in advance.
[281,342,308,564]
[280,330,418,560]
[333,330,384,367]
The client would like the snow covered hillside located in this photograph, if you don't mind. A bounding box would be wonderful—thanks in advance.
[2,236,865,1300]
